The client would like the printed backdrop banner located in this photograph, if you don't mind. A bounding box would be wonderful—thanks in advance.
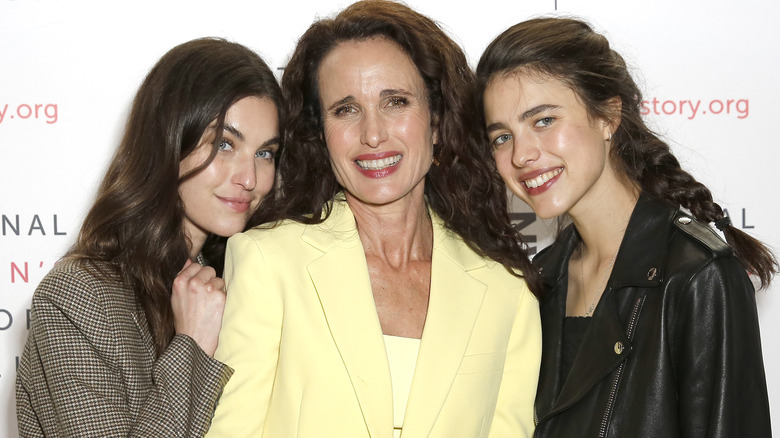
[1,1,778,436]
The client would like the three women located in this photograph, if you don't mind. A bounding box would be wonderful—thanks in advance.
[16,37,281,437]
[477,17,775,438]
[16,6,775,438]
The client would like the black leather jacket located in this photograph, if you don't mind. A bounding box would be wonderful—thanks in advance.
[532,195,771,438]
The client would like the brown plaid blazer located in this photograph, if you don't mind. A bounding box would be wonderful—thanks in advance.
[16,259,233,437]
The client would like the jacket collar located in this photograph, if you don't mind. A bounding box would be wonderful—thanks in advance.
[537,193,675,292]
[535,194,676,422]
[301,195,487,438]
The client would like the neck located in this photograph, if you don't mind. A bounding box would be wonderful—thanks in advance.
[570,180,639,261]
[346,192,433,269]
[183,219,207,260]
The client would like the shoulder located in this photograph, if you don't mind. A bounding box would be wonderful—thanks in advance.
[433,217,532,295]
[231,199,357,255]
[670,211,731,257]
[659,211,754,307]
[33,258,131,309]
[29,259,142,349]
[664,210,737,280]
[238,219,308,245]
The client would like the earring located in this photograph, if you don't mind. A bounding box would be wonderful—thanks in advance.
[606,132,613,142]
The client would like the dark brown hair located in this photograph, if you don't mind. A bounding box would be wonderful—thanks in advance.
[251,0,540,296]
[476,17,777,287]
[68,37,282,355]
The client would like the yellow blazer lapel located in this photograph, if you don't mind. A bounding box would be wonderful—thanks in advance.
[302,200,394,438]
[402,215,488,437]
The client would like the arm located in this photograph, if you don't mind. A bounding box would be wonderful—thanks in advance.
[132,334,233,437]
[488,285,542,438]
[672,258,771,438]
[15,266,231,438]
[205,233,283,437]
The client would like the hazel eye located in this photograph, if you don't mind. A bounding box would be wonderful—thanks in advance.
[387,97,408,108]
[334,105,357,116]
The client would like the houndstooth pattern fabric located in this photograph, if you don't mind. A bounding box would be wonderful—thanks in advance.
[16,259,233,437]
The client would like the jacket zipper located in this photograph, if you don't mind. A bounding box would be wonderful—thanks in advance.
[598,296,645,438]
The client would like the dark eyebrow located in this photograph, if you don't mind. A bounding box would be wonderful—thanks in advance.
[520,104,560,121]
[222,125,279,149]
[223,124,244,141]
[380,89,413,98]
[485,121,507,133]
[486,104,561,133]
[261,136,280,148]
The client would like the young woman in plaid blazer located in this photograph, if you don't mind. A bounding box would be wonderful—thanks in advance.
[16,37,282,437]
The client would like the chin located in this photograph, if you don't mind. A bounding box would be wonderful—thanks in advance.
[208,222,248,238]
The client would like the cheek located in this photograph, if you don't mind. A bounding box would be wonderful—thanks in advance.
[404,112,433,143]
[178,178,208,217]
[323,119,353,149]
[255,166,276,197]
[493,148,513,176]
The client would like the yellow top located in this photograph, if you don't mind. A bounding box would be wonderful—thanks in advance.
[383,335,421,438]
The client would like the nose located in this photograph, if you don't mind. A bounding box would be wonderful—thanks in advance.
[360,110,387,148]
[233,156,257,191]
[511,136,540,167]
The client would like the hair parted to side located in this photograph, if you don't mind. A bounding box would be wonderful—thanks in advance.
[68,37,283,355]
[252,0,540,297]
[476,17,777,288]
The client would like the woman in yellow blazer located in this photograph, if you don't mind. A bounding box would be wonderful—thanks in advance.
[206,2,542,437]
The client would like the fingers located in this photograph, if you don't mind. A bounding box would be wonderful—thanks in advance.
[208,277,226,293]
[174,262,218,292]
[171,262,227,357]
[180,257,193,272]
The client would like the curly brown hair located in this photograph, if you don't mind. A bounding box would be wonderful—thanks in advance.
[250,0,540,297]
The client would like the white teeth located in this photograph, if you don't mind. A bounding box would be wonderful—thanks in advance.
[524,168,562,189]
[355,155,401,170]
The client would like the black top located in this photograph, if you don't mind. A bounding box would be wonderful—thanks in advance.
[560,316,591,383]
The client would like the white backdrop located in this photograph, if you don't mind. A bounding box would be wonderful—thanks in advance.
[1,1,778,436]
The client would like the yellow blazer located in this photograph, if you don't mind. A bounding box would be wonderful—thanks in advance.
[207,199,541,438]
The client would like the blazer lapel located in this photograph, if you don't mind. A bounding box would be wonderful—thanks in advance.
[303,200,394,438]
[401,216,487,437]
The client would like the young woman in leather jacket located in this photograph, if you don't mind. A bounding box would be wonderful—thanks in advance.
[475,17,777,438]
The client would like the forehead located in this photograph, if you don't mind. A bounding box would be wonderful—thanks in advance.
[318,37,425,97]
[484,71,583,116]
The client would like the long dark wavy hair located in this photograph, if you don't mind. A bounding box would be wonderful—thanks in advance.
[249,0,540,296]
[475,17,777,288]
[67,37,283,355]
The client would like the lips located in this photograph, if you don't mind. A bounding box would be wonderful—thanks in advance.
[218,196,253,213]
[356,154,401,170]
[354,152,402,178]
[524,168,563,189]
[518,167,563,195]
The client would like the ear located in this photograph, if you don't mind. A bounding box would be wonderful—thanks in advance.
[431,112,440,146]
[601,96,622,140]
